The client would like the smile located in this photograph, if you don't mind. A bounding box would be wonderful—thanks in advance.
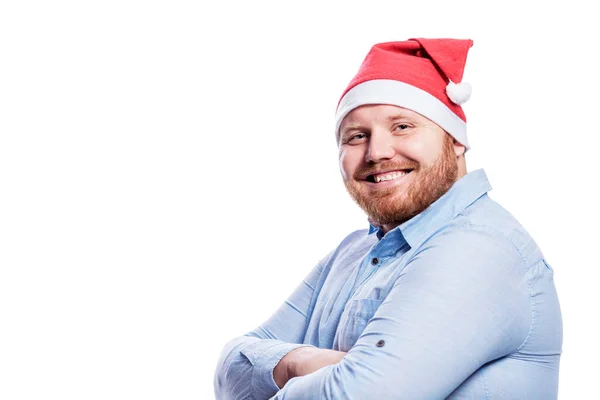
[365,169,413,184]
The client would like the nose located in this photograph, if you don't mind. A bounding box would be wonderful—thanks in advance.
[365,130,395,163]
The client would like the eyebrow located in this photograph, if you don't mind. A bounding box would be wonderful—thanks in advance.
[386,113,412,121]
[341,124,369,134]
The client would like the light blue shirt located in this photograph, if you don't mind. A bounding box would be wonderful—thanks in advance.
[214,169,562,399]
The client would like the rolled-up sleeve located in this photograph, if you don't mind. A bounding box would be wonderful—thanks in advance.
[272,225,532,399]
[213,252,330,400]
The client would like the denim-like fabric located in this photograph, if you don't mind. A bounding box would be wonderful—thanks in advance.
[214,169,562,399]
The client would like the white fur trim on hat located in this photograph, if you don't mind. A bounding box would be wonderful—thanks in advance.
[335,79,470,150]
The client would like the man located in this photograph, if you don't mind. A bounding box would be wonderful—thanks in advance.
[214,38,562,399]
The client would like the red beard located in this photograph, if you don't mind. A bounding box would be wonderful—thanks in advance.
[344,135,458,227]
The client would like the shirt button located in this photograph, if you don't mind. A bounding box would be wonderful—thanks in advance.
[371,257,379,265]
[376,340,385,347]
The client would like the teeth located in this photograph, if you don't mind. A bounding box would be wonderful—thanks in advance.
[374,171,408,183]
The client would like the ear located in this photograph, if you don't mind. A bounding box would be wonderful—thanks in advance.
[453,138,466,157]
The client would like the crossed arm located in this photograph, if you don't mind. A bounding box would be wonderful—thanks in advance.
[213,252,333,400]
[214,227,531,399]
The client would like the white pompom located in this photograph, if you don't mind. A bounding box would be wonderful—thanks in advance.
[446,80,472,105]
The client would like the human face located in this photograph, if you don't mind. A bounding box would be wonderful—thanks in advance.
[338,104,461,233]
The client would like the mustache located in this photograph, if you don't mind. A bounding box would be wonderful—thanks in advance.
[353,161,419,178]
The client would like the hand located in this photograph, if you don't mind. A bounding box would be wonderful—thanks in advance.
[273,347,347,389]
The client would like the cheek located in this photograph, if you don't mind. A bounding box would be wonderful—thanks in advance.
[339,148,360,180]
[402,136,442,165]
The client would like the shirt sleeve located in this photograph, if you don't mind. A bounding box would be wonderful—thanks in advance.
[213,252,331,400]
[271,225,532,399]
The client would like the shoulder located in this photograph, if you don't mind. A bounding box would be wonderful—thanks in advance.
[331,228,376,257]
[450,193,544,269]
[409,219,527,280]
[314,228,377,278]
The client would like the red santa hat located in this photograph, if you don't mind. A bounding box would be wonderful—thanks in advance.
[335,38,474,150]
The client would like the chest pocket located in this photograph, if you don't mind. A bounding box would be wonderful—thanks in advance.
[334,298,383,352]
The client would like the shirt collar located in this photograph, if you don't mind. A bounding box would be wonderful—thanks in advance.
[368,169,492,248]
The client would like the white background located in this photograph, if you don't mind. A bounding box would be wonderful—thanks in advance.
[1,1,598,399]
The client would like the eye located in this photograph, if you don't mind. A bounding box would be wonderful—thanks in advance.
[347,132,368,144]
[394,124,410,131]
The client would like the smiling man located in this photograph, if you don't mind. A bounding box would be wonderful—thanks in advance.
[214,38,562,399]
